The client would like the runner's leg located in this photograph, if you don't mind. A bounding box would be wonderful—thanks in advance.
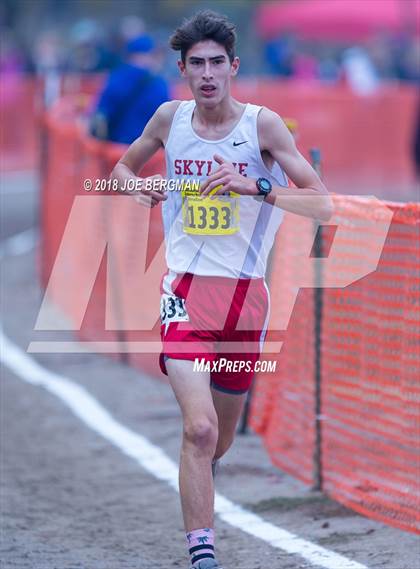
[211,387,247,460]
[166,358,218,532]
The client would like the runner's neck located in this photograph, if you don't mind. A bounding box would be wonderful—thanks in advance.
[192,97,246,139]
[193,96,243,126]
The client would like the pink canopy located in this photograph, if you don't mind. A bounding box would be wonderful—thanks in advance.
[256,0,420,41]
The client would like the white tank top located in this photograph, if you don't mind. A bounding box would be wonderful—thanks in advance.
[163,100,287,278]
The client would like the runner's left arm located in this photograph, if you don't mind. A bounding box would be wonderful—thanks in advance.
[200,108,333,221]
[256,107,333,221]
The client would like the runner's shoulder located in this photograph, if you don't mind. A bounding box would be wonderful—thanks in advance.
[150,100,183,142]
[257,106,290,148]
[154,100,183,126]
[257,106,284,129]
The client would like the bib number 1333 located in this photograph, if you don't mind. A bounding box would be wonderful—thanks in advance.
[182,184,239,236]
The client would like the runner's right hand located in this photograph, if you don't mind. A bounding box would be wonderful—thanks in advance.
[133,174,167,208]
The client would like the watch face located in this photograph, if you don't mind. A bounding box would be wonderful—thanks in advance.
[260,179,271,191]
[257,178,271,195]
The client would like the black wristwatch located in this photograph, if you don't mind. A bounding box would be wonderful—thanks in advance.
[255,177,272,199]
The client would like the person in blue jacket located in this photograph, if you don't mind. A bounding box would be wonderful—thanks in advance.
[92,34,170,144]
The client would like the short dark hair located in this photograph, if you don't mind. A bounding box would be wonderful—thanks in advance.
[170,10,237,63]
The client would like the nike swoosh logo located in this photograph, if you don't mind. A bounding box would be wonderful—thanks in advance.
[233,140,248,147]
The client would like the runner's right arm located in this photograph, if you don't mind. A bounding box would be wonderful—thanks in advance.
[111,101,180,206]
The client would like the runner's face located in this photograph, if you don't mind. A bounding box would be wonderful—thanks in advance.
[178,40,239,106]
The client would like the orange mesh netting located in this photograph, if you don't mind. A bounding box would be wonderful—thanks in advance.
[251,197,420,534]
[39,96,165,372]
[0,76,39,171]
[320,198,420,533]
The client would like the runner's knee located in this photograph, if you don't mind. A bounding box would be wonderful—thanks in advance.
[183,417,218,453]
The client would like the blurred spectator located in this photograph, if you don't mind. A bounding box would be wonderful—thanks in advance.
[264,33,296,77]
[119,15,146,43]
[108,16,147,65]
[367,33,397,81]
[90,34,170,144]
[33,30,65,74]
[0,31,25,104]
[395,36,420,83]
[293,50,318,81]
[68,19,117,73]
[32,30,66,107]
[341,47,379,95]
[318,55,341,84]
[262,30,418,87]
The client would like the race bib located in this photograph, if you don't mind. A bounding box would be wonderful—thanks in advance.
[160,294,189,327]
[182,183,239,235]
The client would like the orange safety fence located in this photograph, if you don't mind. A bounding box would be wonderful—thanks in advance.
[251,197,420,534]
[40,96,165,376]
[0,75,39,171]
[39,95,419,534]
[0,74,104,172]
[321,199,420,534]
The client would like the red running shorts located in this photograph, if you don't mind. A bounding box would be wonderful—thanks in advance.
[159,271,270,394]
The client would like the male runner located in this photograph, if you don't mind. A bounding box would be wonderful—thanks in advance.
[111,10,333,569]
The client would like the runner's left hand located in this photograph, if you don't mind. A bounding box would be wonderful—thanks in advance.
[200,154,257,197]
